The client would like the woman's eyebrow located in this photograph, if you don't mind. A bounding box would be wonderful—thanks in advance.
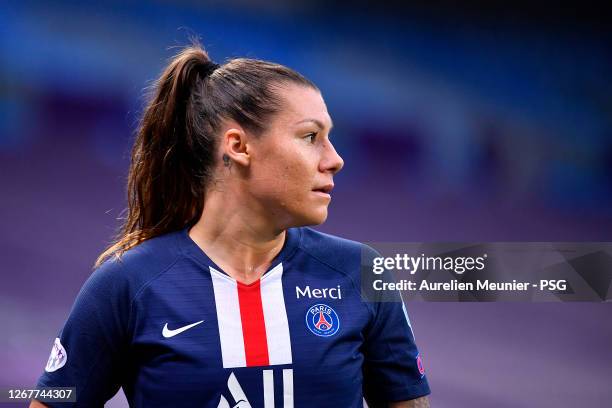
[295,118,334,130]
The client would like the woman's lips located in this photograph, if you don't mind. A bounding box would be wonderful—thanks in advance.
[312,185,333,200]
[312,184,334,194]
[312,190,331,198]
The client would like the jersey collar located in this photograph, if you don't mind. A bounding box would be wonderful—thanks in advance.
[179,225,301,279]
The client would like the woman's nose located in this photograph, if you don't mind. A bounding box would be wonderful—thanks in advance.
[320,140,344,174]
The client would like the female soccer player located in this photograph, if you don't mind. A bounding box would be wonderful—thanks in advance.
[32,43,430,407]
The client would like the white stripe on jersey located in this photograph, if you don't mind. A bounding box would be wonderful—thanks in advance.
[210,263,292,368]
[263,370,274,408]
[210,268,247,368]
[260,263,293,366]
[283,369,294,408]
[399,291,415,339]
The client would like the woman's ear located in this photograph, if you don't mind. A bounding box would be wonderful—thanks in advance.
[222,126,250,167]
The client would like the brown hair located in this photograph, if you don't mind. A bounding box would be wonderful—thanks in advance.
[94,42,316,268]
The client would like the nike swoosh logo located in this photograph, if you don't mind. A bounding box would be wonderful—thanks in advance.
[162,320,204,338]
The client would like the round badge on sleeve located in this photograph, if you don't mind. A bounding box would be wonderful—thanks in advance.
[305,303,339,337]
[45,337,67,372]
[416,353,425,377]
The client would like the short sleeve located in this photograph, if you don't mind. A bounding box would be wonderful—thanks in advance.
[36,260,131,407]
[361,246,431,405]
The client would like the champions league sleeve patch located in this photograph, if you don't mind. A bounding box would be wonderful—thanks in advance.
[305,304,340,337]
[416,354,425,378]
[45,338,67,373]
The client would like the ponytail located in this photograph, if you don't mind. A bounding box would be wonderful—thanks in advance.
[95,45,217,267]
[95,42,317,268]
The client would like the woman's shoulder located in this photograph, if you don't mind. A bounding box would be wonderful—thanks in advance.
[299,227,359,249]
[297,227,379,272]
[87,230,184,297]
[300,227,378,253]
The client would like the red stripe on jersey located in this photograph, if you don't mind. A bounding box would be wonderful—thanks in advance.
[237,280,270,366]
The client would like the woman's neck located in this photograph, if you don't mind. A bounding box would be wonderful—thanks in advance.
[188,190,286,285]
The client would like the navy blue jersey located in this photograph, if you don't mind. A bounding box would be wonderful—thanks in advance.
[37,227,430,407]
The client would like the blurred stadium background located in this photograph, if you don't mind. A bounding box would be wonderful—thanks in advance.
[1,1,611,406]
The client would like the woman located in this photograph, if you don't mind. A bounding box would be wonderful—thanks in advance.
[32,43,430,407]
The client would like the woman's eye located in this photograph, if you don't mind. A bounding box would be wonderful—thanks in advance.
[305,132,318,143]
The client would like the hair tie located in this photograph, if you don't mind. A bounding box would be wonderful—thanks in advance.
[201,62,219,78]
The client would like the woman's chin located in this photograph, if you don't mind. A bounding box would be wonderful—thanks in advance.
[288,207,329,228]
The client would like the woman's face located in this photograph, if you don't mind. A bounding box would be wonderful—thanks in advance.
[246,83,344,228]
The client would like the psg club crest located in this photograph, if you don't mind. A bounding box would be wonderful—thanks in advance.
[305,304,339,337]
